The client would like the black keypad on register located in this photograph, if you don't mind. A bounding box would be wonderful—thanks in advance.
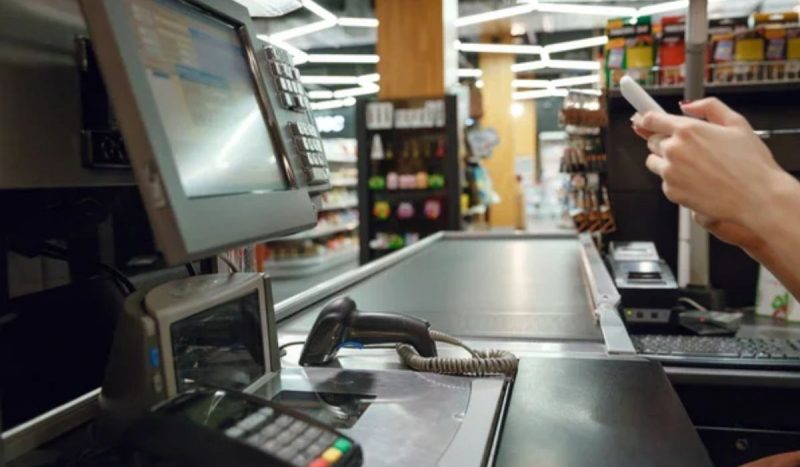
[264,46,310,112]
[290,122,329,185]
[224,406,356,467]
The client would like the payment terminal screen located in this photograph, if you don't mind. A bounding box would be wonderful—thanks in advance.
[127,0,286,198]
[170,292,265,392]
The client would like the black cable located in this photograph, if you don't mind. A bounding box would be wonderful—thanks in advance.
[185,262,198,276]
[40,243,136,296]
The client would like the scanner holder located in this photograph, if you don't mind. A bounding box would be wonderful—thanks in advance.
[298,296,438,366]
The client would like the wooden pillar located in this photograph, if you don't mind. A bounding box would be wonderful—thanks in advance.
[479,36,518,228]
[375,0,457,99]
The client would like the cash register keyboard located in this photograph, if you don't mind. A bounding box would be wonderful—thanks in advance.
[632,335,800,370]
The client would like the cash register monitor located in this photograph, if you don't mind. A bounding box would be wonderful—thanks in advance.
[80,0,317,265]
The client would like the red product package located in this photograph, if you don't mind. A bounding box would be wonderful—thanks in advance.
[658,16,686,85]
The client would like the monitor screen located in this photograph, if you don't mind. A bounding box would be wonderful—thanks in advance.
[127,0,286,198]
[170,291,265,392]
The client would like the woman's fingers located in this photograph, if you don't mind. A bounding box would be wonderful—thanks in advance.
[679,97,751,129]
[631,111,686,136]
[645,153,668,177]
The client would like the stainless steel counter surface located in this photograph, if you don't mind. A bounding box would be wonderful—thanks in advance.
[278,236,602,343]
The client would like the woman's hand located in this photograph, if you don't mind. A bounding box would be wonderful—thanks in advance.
[741,450,800,467]
[631,98,784,230]
[692,212,766,254]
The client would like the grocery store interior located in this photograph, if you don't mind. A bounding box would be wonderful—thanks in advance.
[2,0,800,466]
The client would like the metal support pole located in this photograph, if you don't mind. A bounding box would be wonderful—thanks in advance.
[678,0,709,287]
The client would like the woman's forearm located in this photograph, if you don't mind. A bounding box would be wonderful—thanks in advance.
[746,172,800,301]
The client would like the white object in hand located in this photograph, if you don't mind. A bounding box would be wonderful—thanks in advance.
[620,76,665,114]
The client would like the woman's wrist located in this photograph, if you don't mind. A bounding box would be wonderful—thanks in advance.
[746,170,800,239]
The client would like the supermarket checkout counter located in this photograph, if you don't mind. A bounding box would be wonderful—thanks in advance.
[270,231,711,466]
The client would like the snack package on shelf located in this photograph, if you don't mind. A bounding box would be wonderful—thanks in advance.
[657,16,686,86]
[752,12,800,81]
[606,16,655,88]
[708,17,748,83]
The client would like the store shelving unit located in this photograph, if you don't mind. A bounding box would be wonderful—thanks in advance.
[357,95,461,264]
[261,137,360,279]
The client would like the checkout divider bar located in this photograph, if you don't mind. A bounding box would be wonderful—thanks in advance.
[578,234,636,355]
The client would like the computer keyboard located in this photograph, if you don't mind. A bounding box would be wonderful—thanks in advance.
[632,335,800,370]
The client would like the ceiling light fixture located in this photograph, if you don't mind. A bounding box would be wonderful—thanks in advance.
[512,79,551,88]
[475,79,485,88]
[549,74,600,87]
[513,88,569,100]
[337,17,379,27]
[455,3,537,27]
[511,59,600,73]
[307,90,335,99]
[636,0,689,16]
[305,54,381,64]
[533,2,637,17]
[301,0,336,21]
[544,35,608,54]
[301,75,363,85]
[333,83,380,98]
[311,97,357,110]
[457,68,484,78]
[270,19,337,41]
[455,41,543,55]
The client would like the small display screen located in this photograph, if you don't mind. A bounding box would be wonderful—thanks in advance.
[126,0,286,198]
[272,391,374,429]
[170,292,265,392]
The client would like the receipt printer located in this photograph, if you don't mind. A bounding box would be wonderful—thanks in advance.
[606,242,678,309]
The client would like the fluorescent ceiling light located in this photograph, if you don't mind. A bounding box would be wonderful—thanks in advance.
[457,68,483,78]
[333,83,380,98]
[301,75,363,85]
[456,41,542,55]
[234,0,301,17]
[548,59,600,70]
[569,88,603,96]
[550,74,600,87]
[307,90,334,99]
[306,54,380,64]
[512,59,600,73]
[358,73,381,83]
[338,17,379,27]
[270,19,336,41]
[512,79,551,88]
[637,0,688,16]
[455,3,537,27]
[301,0,336,21]
[545,35,608,54]
[510,60,549,73]
[311,97,357,111]
[534,2,637,17]
[513,88,569,100]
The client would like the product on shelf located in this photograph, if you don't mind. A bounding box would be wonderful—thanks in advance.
[605,16,655,87]
[397,202,415,220]
[369,175,386,190]
[370,133,384,160]
[423,199,442,220]
[320,188,358,210]
[428,173,445,189]
[658,16,686,85]
[373,201,391,220]
[416,171,429,189]
[386,172,399,190]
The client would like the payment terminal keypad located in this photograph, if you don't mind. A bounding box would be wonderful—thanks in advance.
[264,46,310,112]
[155,387,362,467]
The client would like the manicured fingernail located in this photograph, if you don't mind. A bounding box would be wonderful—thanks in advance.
[631,114,643,126]
[679,99,692,106]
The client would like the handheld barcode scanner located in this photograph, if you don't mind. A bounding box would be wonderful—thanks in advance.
[299,296,519,377]
[620,76,666,115]
[299,296,437,366]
